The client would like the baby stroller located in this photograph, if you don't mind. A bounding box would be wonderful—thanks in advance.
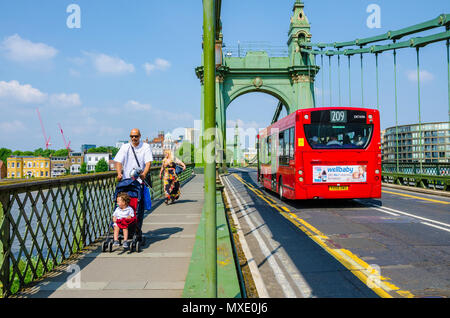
[102,178,146,253]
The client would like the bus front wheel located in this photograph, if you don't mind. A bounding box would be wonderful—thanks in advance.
[278,178,284,201]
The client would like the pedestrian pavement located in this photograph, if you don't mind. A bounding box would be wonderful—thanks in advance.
[15,174,204,298]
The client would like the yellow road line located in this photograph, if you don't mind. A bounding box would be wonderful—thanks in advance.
[382,190,450,205]
[230,173,414,298]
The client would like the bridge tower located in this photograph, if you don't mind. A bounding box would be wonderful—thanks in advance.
[196,0,319,165]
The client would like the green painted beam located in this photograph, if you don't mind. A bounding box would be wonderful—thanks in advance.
[183,191,242,298]
[389,14,449,40]
[300,14,449,49]
[203,0,217,297]
[271,101,284,124]
[300,30,450,56]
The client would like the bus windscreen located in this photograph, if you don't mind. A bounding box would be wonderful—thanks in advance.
[304,123,373,149]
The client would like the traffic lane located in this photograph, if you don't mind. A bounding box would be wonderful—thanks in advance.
[224,173,380,298]
[236,167,450,239]
[231,168,450,297]
[378,188,450,226]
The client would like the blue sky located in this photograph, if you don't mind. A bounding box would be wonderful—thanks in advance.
[0,0,449,151]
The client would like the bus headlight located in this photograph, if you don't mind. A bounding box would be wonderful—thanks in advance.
[299,177,303,182]
[304,115,309,120]
[375,169,380,174]
[298,170,303,175]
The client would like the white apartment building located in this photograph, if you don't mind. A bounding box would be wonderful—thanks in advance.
[84,153,110,172]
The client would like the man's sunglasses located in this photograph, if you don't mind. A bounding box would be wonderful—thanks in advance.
[130,135,140,138]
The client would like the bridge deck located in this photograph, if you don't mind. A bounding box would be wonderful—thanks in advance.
[14,175,204,298]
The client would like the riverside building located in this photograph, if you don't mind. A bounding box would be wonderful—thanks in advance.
[381,122,450,163]
[6,156,51,179]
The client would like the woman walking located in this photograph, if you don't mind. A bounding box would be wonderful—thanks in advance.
[160,149,186,204]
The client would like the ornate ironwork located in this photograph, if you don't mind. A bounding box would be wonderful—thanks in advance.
[0,164,194,297]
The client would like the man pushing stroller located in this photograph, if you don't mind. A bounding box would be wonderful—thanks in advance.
[113,128,153,248]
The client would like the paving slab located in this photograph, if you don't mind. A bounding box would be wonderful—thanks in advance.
[15,174,204,298]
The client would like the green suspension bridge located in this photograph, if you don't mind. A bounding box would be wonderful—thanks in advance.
[1,0,449,299]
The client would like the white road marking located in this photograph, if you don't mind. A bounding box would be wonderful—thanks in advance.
[355,200,450,232]
[221,176,269,298]
[420,222,450,233]
[224,175,312,298]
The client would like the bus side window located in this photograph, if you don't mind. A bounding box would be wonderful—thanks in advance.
[284,129,290,161]
[290,127,295,159]
[279,131,284,158]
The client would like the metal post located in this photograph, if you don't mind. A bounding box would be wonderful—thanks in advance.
[328,55,332,106]
[338,51,341,107]
[447,37,450,123]
[360,51,364,106]
[321,51,324,107]
[393,47,399,173]
[0,192,10,298]
[376,53,380,110]
[202,0,217,298]
[75,184,86,251]
[416,47,423,174]
[348,55,352,106]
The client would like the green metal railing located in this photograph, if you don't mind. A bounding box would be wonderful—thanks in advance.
[0,164,194,297]
[382,162,450,191]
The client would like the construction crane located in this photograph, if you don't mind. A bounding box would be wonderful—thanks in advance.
[36,108,51,149]
[58,123,71,152]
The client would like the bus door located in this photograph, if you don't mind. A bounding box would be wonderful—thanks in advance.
[278,127,296,195]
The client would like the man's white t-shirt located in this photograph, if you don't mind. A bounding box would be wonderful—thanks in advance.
[113,206,134,219]
[114,142,153,179]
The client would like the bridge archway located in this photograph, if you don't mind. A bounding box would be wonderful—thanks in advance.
[196,0,320,165]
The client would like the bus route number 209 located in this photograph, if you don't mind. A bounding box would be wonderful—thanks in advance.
[330,110,347,123]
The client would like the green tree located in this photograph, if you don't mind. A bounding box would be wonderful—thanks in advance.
[42,149,55,157]
[80,162,87,174]
[0,148,12,163]
[87,146,118,157]
[34,148,44,157]
[95,158,109,172]
[53,149,69,157]
[107,146,119,157]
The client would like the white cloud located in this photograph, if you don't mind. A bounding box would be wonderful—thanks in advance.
[0,80,47,103]
[143,58,171,75]
[49,93,82,107]
[125,100,151,111]
[1,34,58,62]
[0,120,26,132]
[0,80,81,110]
[124,99,194,124]
[84,52,135,75]
[406,70,434,83]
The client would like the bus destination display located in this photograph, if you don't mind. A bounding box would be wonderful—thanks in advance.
[311,110,367,124]
[330,110,347,123]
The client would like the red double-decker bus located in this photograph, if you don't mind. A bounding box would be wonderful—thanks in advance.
[257,107,381,200]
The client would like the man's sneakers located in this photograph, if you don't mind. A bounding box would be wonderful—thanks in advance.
[113,240,120,247]
[122,241,129,249]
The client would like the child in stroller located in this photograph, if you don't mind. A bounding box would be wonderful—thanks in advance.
[112,192,135,249]
[102,178,146,253]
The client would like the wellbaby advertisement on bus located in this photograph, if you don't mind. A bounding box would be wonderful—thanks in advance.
[313,165,367,183]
